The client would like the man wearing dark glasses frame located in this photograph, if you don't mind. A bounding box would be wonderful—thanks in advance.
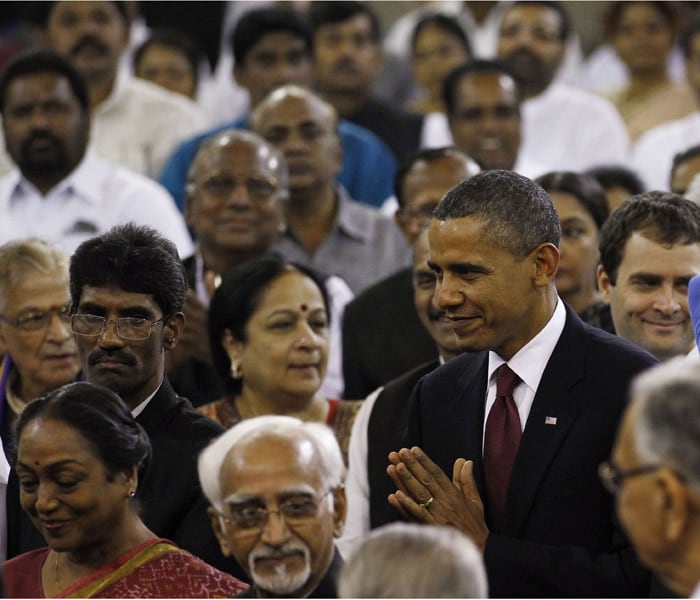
[603,357,700,598]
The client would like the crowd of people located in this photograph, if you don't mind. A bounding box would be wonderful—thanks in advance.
[2,0,700,597]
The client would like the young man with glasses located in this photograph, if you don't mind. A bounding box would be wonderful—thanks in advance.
[199,415,347,598]
[603,357,700,598]
[24,222,244,579]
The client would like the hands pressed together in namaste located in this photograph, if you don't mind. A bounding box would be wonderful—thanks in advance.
[386,447,490,553]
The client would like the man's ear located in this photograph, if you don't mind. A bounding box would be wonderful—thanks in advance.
[331,486,347,538]
[532,243,559,286]
[163,312,185,350]
[597,265,612,304]
[657,469,692,545]
[208,506,232,557]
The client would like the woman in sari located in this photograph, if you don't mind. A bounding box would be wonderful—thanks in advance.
[2,381,248,598]
[198,255,360,462]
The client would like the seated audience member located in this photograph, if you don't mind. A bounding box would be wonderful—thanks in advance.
[0,240,79,458]
[633,16,700,191]
[535,171,612,331]
[159,6,397,211]
[340,228,465,553]
[603,357,700,598]
[172,129,351,406]
[198,415,347,598]
[339,523,488,598]
[598,192,700,361]
[36,0,207,178]
[382,170,658,597]
[443,60,548,178]
[201,255,360,461]
[671,144,700,195]
[0,49,193,259]
[133,27,201,100]
[3,381,247,598]
[497,1,630,171]
[252,85,410,295]
[309,1,424,162]
[409,14,472,116]
[585,165,645,212]
[64,224,233,575]
[604,2,695,143]
[342,147,479,399]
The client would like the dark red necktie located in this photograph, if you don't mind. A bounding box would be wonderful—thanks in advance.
[483,364,522,528]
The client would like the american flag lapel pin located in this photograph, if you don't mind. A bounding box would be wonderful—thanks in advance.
[545,416,558,425]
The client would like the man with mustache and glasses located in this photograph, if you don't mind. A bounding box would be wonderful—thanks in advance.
[598,192,700,362]
[0,49,193,259]
[199,415,347,598]
[54,223,241,578]
[342,146,480,400]
[30,0,206,179]
[496,1,630,172]
[339,226,469,557]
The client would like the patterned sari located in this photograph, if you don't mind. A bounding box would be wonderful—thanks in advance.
[3,538,248,598]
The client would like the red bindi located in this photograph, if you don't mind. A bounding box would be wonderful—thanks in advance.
[300,304,308,312]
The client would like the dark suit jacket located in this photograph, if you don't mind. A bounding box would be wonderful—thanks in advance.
[399,306,658,597]
[342,268,438,399]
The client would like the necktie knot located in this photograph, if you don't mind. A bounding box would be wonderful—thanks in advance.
[496,364,520,398]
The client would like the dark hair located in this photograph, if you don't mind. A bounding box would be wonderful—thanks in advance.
[394,146,471,208]
[599,191,700,284]
[508,1,571,41]
[584,165,645,197]
[208,255,330,395]
[133,27,203,84]
[442,59,519,117]
[605,1,678,37]
[435,169,560,257]
[535,171,609,230]
[681,14,700,58]
[70,223,187,316]
[308,1,381,43]
[36,1,129,26]
[410,13,472,56]
[232,7,312,65]
[671,143,700,180]
[13,381,151,485]
[0,48,89,114]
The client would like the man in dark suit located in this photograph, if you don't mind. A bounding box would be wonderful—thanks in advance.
[342,147,480,399]
[386,170,659,597]
[67,223,236,575]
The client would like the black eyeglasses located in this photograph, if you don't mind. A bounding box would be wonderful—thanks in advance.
[193,173,280,208]
[598,461,665,495]
[216,490,331,532]
[0,303,71,331]
[71,314,169,341]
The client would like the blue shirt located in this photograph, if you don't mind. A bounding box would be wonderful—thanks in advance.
[158,116,398,211]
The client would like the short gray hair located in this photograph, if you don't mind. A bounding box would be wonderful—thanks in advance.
[0,238,68,312]
[339,523,488,598]
[198,415,345,511]
[630,357,700,490]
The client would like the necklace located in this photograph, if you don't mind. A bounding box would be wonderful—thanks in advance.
[54,551,62,590]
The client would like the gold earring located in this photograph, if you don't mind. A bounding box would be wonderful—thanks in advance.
[230,360,243,380]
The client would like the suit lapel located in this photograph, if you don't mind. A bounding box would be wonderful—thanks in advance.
[500,307,588,534]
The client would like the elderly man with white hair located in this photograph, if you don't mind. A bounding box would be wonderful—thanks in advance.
[602,357,700,598]
[198,415,347,598]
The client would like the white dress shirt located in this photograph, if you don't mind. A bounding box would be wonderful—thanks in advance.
[0,150,194,259]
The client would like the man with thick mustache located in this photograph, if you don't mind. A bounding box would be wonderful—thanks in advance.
[0,49,193,259]
[62,223,241,577]
[496,1,629,172]
[31,0,206,178]
[199,415,347,598]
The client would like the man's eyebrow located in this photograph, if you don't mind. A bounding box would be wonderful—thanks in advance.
[448,262,491,275]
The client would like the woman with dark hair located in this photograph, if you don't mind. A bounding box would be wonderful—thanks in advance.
[605,1,695,142]
[3,382,247,598]
[199,255,360,461]
[536,171,614,332]
[409,13,471,115]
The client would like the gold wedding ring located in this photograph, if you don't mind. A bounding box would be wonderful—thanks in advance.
[418,496,434,509]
